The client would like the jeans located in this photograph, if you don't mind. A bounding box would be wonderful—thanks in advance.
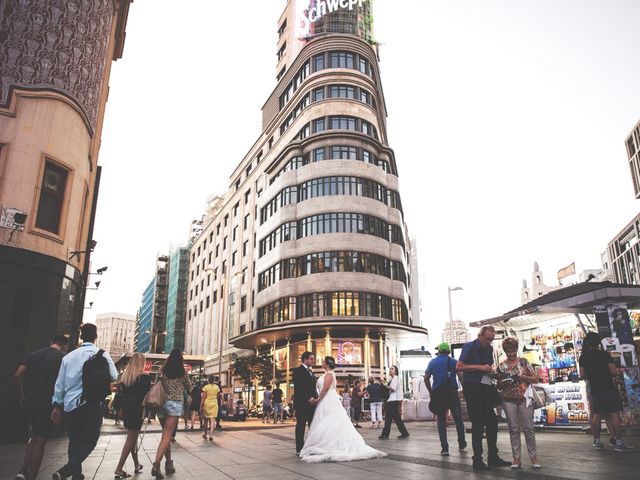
[463,383,499,460]
[502,400,537,459]
[370,402,383,423]
[61,403,101,476]
[436,390,466,451]
[381,401,409,437]
[273,402,283,418]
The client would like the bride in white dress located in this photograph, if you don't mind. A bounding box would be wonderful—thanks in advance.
[299,356,387,463]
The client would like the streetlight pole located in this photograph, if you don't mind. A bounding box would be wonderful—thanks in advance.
[447,286,463,346]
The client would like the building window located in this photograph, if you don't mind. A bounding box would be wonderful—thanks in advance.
[224,215,229,226]
[222,260,227,274]
[233,202,239,217]
[313,118,325,133]
[223,236,227,249]
[232,251,237,266]
[241,295,247,312]
[314,53,325,71]
[235,179,241,191]
[244,189,251,204]
[233,226,238,241]
[244,214,250,230]
[215,245,219,257]
[35,160,69,234]
[313,87,325,102]
[243,240,248,257]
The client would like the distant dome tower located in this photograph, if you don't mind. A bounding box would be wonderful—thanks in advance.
[521,279,530,304]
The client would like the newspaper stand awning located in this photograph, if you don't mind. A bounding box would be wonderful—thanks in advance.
[470,281,640,331]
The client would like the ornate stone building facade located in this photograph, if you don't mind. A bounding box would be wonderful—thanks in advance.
[0,0,132,443]
[185,0,427,399]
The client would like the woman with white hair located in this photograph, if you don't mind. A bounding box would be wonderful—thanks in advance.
[114,353,151,478]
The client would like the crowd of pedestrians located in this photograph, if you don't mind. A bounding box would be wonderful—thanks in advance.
[11,321,637,479]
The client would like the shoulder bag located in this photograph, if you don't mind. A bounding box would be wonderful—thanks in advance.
[143,377,167,410]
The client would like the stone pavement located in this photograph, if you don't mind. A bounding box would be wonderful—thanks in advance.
[1,420,638,480]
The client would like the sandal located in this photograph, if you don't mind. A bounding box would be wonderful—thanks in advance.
[165,460,176,474]
[134,464,143,474]
[209,436,213,442]
[114,471,131,479]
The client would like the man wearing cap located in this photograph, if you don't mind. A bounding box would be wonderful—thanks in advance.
[425,342,467,456]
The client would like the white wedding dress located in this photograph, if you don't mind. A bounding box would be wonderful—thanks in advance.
[299,372,387,463]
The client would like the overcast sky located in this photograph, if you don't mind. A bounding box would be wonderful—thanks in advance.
[88,0,640,350]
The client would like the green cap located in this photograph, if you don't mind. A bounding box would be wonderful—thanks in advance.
[438,342,451,352]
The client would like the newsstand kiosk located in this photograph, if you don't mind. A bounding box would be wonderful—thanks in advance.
[470,282,640,430]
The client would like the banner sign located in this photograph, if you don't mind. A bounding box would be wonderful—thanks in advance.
[296,0,366,38]
[534,382,590,425]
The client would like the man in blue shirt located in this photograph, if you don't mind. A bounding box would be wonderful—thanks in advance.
[424,342,466,456]
[50,323,117,480]
[457,326,509,471]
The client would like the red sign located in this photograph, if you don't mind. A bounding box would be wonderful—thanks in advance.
[144,361,152,373]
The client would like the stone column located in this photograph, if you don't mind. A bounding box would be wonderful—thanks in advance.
[379,334,385,378]
[364,332,371,379]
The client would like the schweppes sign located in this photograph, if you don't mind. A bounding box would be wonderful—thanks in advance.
[296,0,367,38]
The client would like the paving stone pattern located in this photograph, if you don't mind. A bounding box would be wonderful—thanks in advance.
[0,421,637,480]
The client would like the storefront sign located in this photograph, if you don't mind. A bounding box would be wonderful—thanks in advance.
[534,382,590,425]
[296,0,366,38]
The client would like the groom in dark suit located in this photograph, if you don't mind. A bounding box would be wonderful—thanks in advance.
[293,351,318,455]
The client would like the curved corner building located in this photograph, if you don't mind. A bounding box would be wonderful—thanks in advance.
[186,0,427,393]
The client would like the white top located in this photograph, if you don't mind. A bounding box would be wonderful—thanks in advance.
[388,376,403,402]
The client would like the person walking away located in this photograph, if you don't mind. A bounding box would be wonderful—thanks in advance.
[365,377,383,428]
[496,338,540,468]
[189,382,202,430]
[152,349,191,478]
[379,366,409,440]
[262,385,273,423]
[579,331,634,452]
[351,380,364,428]
[425,342,467,456]
[272,383,284,423]
[51,324,117,480]
[341,385,351,415]
[214,377,224,430]
[114,353,151,477]
[456,326,510,471]
[111,384,124,425]
[201,375,220,441]
[292,351,318,456]
[14,335,67,480]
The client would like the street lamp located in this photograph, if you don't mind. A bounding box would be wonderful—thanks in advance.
[447,286,463,347]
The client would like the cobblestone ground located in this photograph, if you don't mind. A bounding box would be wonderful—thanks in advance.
[1,420,638,480]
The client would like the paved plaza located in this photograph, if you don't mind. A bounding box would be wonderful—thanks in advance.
[1,421,638,480]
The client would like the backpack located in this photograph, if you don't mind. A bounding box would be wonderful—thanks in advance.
[80,349,111,405]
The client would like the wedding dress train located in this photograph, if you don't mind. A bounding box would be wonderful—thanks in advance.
[299,372,387,463]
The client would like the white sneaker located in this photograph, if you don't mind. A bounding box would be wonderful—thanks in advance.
[614,443,635,452]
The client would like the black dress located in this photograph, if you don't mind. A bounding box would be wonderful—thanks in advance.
[122,374,152,430]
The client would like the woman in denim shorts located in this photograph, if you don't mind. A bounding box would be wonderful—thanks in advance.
[152,349,191,478]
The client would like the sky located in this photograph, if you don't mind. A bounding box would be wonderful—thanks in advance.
[88,0,640,350]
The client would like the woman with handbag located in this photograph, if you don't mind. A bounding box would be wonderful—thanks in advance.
[152,349,191,479]
[114,353,150,478]
[496,337,540,469]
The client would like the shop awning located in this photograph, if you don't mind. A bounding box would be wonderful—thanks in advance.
[470,281,640,329]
